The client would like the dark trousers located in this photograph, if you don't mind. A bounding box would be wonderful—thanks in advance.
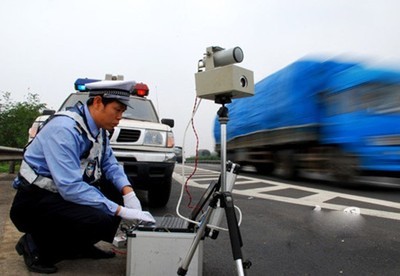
[9,179,122,264]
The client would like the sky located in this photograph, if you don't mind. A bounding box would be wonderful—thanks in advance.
[1,0,400,156]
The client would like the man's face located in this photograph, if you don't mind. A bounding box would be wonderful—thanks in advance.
[92,96,127,131]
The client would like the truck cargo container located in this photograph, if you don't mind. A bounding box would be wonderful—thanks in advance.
[214,59,400,182]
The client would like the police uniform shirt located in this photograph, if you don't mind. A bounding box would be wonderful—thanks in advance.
[16,104,129,216]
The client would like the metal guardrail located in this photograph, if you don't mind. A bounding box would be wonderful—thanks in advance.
[0,146,23,161]
[0,146,23,173]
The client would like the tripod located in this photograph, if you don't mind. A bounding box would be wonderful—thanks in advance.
[178,96,251,276]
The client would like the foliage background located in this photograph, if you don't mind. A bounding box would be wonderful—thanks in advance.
[0,92,46,148]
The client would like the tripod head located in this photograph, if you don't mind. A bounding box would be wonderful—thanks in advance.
[215,94,232,105]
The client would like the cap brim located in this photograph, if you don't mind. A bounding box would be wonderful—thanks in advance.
[117,99,134,109]
[102,94,134,109]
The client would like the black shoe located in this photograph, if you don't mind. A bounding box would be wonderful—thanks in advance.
[15,234,58,274]
[81,245,116,259]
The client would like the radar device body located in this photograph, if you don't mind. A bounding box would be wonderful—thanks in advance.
[195,46,254,101]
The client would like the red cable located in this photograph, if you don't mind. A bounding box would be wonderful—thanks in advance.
[184,97,200,208]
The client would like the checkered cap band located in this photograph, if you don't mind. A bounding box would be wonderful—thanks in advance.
[89,89,131,98]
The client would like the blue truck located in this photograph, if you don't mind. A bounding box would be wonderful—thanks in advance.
[214,59,400,182]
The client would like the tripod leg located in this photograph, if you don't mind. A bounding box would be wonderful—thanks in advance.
[207,162,239,239]
[178,195,218,276]
[222,192,247,276]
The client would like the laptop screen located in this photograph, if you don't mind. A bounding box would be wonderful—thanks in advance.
[189,179,220,221]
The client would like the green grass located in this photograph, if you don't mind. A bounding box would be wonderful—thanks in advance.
[0,161,20,173]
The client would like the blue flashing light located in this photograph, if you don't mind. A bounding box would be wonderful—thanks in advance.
[74,78,101,92]
[76,84,87,91]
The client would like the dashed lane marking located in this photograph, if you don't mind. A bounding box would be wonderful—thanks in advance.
[173,165,400,221]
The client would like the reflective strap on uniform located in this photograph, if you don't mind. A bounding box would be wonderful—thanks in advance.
[20,160,38,184]
[58,110,103,182]
[20,160,58,193]
[58,111,104,183]
[57,110,96,144]
[20,109,104,192]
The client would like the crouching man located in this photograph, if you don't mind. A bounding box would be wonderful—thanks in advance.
[10,80,155,273]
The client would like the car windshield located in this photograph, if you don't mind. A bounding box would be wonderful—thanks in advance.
[59,93,159,122]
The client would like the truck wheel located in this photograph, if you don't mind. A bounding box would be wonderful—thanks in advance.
[330,150,358,183]
[255,163,274,175]
[147,177,172,208]
[274,150,297,179]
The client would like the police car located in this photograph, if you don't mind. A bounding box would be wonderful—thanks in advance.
[30,76,176,207]
[28,110,55,142]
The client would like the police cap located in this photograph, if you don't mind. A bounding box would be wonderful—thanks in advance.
[86,80,136,108]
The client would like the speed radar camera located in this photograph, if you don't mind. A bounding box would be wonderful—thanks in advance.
[195,46,254,102]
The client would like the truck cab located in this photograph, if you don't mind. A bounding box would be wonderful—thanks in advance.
[59,77,176,207]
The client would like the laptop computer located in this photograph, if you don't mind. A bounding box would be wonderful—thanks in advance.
[135,180,219,233]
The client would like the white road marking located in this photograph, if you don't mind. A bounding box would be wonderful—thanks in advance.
[173,165,400,221]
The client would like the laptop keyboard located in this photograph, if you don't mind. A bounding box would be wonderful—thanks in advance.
[160,216,186,228]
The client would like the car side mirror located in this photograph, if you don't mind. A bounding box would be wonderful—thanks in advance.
[161,118,174,128]
[42,109,56,116]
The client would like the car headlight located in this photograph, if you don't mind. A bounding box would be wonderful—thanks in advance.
[144,130,164,146]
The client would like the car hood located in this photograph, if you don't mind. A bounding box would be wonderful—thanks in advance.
[116,118,171,131]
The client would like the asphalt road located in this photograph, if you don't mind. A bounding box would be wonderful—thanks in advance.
[2,165,400,275]
[175,163,400,275]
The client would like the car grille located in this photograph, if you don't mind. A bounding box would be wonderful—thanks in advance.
[116,129,141,142]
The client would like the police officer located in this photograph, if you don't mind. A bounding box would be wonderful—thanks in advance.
[10,80,155,273]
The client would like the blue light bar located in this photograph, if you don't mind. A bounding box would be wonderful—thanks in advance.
[74,78,101,92]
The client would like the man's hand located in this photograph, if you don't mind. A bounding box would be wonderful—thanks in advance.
[123,191,142,211]
[118,207,155,223]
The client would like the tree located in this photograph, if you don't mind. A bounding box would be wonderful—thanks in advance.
[0,92,46,148]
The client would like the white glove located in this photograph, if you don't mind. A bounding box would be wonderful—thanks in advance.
[118,207,155,223]
[123,191,142,211]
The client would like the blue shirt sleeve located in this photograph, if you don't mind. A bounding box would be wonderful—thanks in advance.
[25,115,123,216]
[101,137,131,192]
